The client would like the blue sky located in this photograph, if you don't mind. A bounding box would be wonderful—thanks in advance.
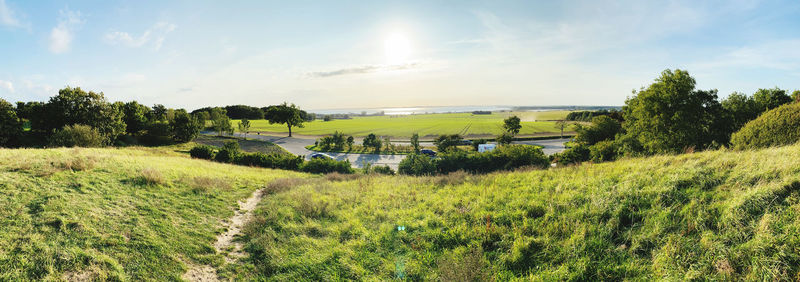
[1,0,800,110]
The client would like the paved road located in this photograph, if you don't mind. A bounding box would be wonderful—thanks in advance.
[208,133,570,170]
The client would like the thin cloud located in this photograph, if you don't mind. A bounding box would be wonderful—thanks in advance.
[309,63,420,78]
[105,22,176,51]
[0,80,13,93]
[0,0,26,29]
[49,9,83,54]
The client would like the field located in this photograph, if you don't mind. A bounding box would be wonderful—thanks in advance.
[234,111,574,138]
[0,145,306,280]
[193,135,289,155]
[224,145,800,280]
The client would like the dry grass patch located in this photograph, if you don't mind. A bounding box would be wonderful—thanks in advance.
[190,176,231,194]
[137,168,166,186]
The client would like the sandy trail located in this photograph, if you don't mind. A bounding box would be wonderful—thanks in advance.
[183,188,266,281]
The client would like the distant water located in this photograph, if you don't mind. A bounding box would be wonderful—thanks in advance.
[310,105,618,116]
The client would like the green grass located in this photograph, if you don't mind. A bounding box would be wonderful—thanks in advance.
[225,144,800,280]
[235,111,574,138]
[193,135,290,155]
[0,146,305,280]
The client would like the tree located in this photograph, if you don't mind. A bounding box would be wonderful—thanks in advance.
[554,120,571,138]
[362,133,382,153]
[503,115,522,135]
[346,136,354,150]
[39,87,125,144]
[410,133,420,153]
[150,104,168,121]
[224,105,264,119]
[574,116,621,146]
[792,90,800,103]
[170,110,200,143]
[496,132,513,145]
[238,118,251,139]
[212,114,234,136]
[622,69,728,154]
[753,87,791,111]
[0,98,22,147]
[121,101,150,134]
[433,134,462,152]
[721,92,759,132]
[49,124,105,147]
[264,102,306,137]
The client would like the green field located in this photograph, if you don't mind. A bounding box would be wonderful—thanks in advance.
[224,145,800,280]
[0,145,305,280]
[234,111,574,138]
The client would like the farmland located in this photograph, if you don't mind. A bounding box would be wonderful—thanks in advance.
[233,111,574,138]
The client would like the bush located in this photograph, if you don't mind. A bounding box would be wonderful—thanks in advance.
[370,165,395,175]
[731,102,800,150]
[434,134,462,152]
[554,143,590,165]
[589,140,619,162]
[236,151,303,170]
[398,154,437,176]
[214,141,241,163]
[189,145,216,160]
[49,124,107,147]
[301,158,354,174]
[437,145,548,174]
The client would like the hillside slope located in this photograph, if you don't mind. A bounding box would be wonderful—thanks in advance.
[229,145,800,280]
[0,146,305,280]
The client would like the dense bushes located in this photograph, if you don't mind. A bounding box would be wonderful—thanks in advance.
[189,142,344,173]
[399,145,549,175]
[730,102,800,150]
[49,124,106,147]
[0,98,22,147]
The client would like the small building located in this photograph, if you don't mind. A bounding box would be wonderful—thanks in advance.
[478,143,497,153]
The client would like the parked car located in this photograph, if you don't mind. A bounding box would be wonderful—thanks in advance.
[308,153,333,160]
[420,149,437,157]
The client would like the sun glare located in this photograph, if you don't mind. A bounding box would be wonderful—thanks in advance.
[384,32,412,65]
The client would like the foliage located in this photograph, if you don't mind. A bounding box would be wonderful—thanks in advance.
[48,124,106,148]
[369,165,395,175]
[214,141,241,163]
[589,140,619,162]
[121,101,150,134]
[496,132,514,145]
[434,134,462,152]
[238,118,251,136]
[346,136,354,150]
[503,115,522,135]
[752,87,792,111]
[622,69,729,154]
[212,114,234,136]
[565,109,622,121]
[236,152,304,171]
[300,158,354,174]
[554,143,591,165]
[0,98,23,147]
[435,145,549,174]
[170,110,201,143]
[411,133,420,153]
[471,138,488,151]
[721,91,760,132]
[189,144,216,159]
[398,153,437,176]
[730,102,800,150]
[264,102,307,137]
[224,105,264,119]
[36,87,126,143]
[574,115,622,145]
[362,133,382,152]
[317,131,347,151]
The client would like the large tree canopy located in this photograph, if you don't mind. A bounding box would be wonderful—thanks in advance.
[264,102,307,137]
[0,98,23,147]
[622,69,729,154]
[37,87,126,143]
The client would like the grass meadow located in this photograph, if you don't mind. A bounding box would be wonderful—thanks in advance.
[0,145,305,280]
[225,144,800,280]
[234,111,574,138]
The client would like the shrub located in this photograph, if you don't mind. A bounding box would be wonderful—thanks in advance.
[0,98,22,147]
[437,145,548,174]
[398,154,437,176]
[214,141,241,163]
[300,158,354,174]
[589,140,619,162]
[49,124,107,147]
[434,134,462,152]
[554,143,590,165]
[731,102,800,150]
[370,165,395,175]
[236,152,304,170]
[496,132,514,145]
[189,145,216,160]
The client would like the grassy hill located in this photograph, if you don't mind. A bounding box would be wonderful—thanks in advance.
[232,111,573,138]
[225,144,800,280]
[0,145,305,280]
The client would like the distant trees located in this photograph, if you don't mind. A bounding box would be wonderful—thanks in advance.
[503,115,521,135]
[346,136,354,150]
[224,105,264,119]
[363,133,382,153]
[121,101,150,134]
[410,133,420,153]
[434,134,462,152]
[0,98,22,147]
[752,87,792,111]
[170,110,200,143]
[238,118,251,138]
[212,114,233,136]
[574,116,621,146]
[554,120,571,138]
[38,87,126,145]
[721,92,760,132]
[264,102,306,137]
[49,124,105,147]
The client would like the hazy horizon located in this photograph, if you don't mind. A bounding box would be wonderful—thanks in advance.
[2,0,800,110]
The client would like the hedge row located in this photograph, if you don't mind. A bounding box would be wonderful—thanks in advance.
[189,143,353,174]
[398,145,549,176]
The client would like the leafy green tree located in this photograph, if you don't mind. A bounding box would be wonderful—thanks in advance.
[434,134,462,152]
[503,115,522,135]
[496,132,513,145]
[194,111,211,129]
[721,92,759,132]
[621,69,728,154]
[40,87,125,144]
[346,136,354,150]
[362,133,382,153]
[554,120,571,138]
[264,102,306,137]
[170,110,200,143]
[149,104,168,121]
[212,114,234,136]
[49,124,105,147]
[121,101,150,134]
[574,116,621,145]
[238,118,251,139]
[410,133,420,153]
[0,98,23,147]
[753,87,791,111]
[792,90,800,103]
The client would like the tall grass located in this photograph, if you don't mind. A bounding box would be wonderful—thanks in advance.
[225,144,800,280]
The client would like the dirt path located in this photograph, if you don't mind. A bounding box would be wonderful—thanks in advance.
[183,188,266,281]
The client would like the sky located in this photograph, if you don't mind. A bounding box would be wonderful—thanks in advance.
[1,0,800,111]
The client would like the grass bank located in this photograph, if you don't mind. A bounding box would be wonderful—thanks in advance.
[0,146,305,280]
[226,144,800,280]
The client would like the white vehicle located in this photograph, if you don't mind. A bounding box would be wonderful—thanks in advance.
[478,143,496,153]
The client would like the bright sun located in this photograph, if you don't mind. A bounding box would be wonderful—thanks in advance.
[384,32,411,65]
